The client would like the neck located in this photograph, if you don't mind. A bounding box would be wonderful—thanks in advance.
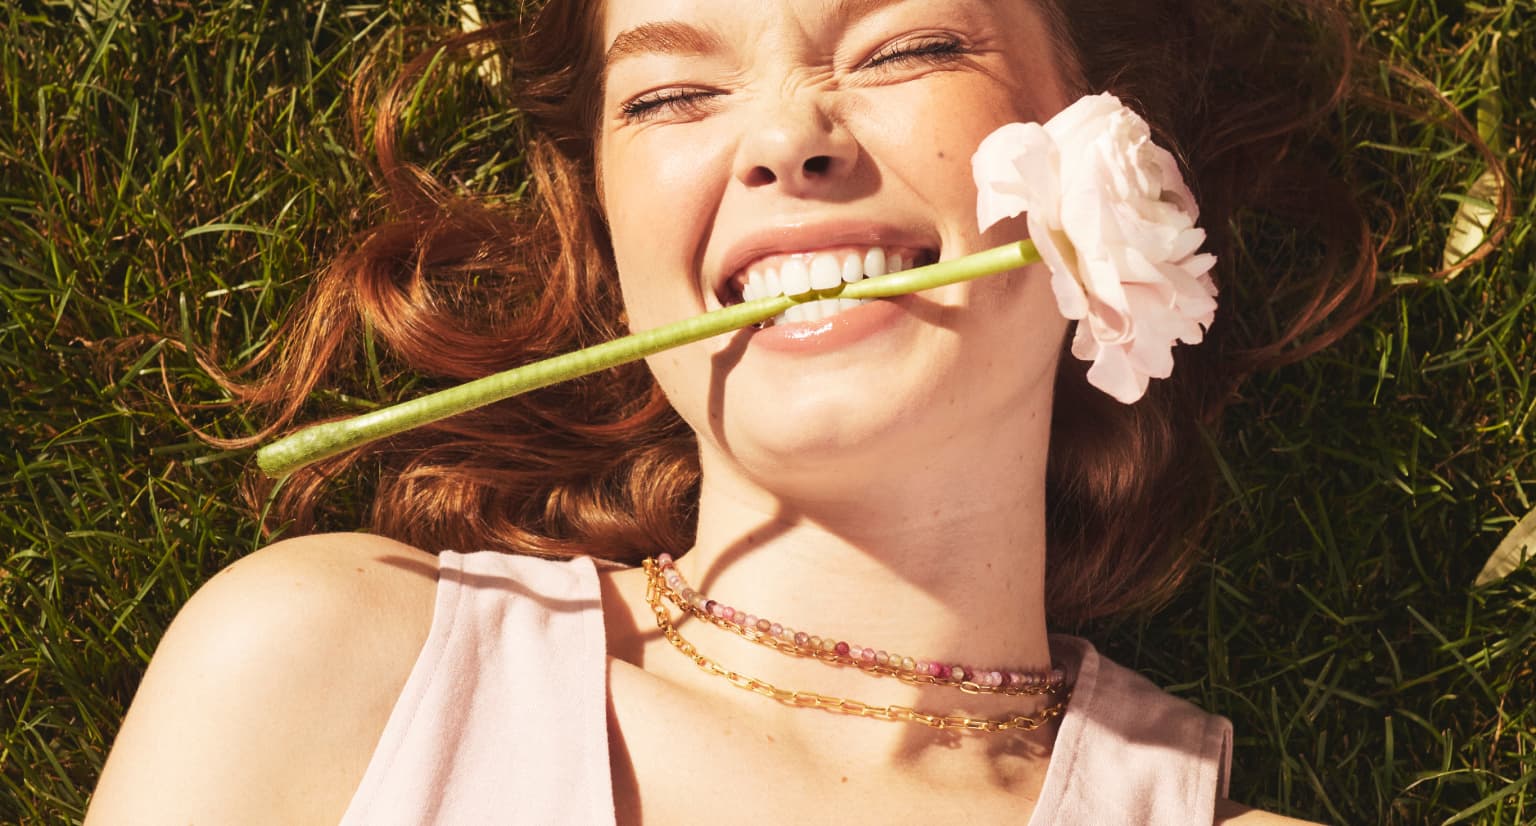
[644,411,1057,764]
[684,471,1052,671]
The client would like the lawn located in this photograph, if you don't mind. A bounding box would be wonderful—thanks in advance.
[2,1,1533,823]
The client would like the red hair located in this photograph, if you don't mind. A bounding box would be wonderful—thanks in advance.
[205,0,1496,622]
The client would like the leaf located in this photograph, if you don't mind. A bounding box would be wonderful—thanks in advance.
[1475,505,1536,587]
[1441,168,1503,271]
[1440,38,1505,273]
[457,2,503,88]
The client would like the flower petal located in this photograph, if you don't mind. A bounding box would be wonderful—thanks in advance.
[970,92,1217,404]
[973,122,1053,232]
[1031,214,1088,320]
[1084,343,1151,404]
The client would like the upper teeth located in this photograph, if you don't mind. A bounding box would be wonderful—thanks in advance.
[737,247,918,326]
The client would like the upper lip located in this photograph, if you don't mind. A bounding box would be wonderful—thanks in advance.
[712,221,939,304]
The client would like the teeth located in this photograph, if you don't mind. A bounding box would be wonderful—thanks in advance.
[809,255,842,290]
[775,297,858,324]
[841,254,862,284]
[732,247,925,327]
[863,248,886,279]
[780,258,811,296]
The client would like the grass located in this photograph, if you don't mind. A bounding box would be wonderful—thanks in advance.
[1,0,1532,823]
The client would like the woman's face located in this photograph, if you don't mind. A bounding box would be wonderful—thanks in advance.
[597,0,1075,489]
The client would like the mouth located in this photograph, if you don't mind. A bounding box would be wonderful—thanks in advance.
[721,246,939,327]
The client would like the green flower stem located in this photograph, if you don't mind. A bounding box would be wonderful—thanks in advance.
[257,239,1038,478]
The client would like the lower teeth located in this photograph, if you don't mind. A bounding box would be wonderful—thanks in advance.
[765,297,871,327]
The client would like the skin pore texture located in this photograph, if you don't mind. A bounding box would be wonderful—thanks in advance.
[84,0,1315,824]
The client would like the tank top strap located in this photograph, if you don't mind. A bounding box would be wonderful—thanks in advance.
[1029,635,1233,825]
[339,551,616,826]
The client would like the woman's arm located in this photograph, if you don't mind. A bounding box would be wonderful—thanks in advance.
[85,533,438,826]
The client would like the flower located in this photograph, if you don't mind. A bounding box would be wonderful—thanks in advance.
[972,92,1218,404]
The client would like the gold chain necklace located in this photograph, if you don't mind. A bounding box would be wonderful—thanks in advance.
[644,558,1070,733]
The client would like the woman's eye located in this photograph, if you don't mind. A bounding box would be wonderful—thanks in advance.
[619,88,718,122]
[862,35,968,70]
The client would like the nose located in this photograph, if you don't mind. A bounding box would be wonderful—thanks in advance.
[732,94,858,195]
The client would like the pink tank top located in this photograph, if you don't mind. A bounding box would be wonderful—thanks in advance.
[340,552,1232,825]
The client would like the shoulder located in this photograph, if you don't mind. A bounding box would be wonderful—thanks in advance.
[188,531,440,630]
[1215,800,1326,825]
[87,533,440,826]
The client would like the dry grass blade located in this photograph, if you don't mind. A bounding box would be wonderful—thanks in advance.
[1441,38,1507,273]
[1476,506,1536,587]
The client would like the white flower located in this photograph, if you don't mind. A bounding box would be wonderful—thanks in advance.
[972,92,1218,404]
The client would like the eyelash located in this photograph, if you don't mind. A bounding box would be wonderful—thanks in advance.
[619,87,719,122]
[616,35,969,123]
[863,35,968,69]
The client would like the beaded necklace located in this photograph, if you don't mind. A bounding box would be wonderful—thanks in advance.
[644,556,1070,733]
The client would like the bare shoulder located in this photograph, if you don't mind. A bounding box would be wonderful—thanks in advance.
[1216,799,1327,825]
[87,532,440,826]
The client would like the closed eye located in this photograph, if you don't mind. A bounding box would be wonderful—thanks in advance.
[862,35,969,70]
[619,87,720,122]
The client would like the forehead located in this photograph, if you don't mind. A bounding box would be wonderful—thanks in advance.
[598,0,1069,76]
[596,0,1076,120]
[599,0,1052,45]
[603,0,803,38]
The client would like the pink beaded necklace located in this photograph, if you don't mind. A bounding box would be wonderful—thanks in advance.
[651,553,1066,696]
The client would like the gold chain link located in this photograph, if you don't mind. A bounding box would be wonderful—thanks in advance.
[644,559,1070,733]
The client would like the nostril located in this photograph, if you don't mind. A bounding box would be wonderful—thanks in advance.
[739,154,838,188]
[744,165,777,187]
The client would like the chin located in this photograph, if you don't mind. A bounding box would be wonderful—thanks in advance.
[706,393,938,486]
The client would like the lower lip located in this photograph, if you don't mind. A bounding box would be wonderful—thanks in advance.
[748,296,910,354]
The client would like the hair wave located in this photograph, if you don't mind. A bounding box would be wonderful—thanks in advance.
[206,0,1499,622]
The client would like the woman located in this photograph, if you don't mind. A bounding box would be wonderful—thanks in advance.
[88,0,1375,822]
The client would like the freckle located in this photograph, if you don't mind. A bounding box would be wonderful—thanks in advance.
[937,150,947,159]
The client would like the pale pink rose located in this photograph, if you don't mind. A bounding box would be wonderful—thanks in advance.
[972,92,1218,404]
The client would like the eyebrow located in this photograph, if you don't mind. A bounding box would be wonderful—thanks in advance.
[829,0,906,23]
[602,0,906,77]
[604,21,725,70]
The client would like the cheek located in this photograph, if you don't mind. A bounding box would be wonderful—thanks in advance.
[602,129,734,323]
[603,127,733,239]
[847,80,1038,216]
